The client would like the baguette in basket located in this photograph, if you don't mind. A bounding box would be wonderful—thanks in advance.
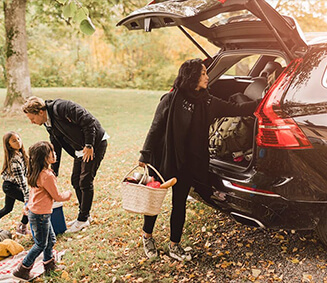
[160,177,177,189]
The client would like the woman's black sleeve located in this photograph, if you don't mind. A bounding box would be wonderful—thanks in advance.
[139,93,171,163]
[209,96,261,122]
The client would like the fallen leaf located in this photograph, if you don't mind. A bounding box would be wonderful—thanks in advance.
[61,270,70,280]
[291,258,300,264]
[184,246,192,252]
[302,273,313,282]
[139,258,147,265]
[252,268,261,277]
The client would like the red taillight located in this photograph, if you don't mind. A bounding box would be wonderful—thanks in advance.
[254,58,313,149]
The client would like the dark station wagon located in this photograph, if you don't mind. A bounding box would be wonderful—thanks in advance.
[118,0,327,245]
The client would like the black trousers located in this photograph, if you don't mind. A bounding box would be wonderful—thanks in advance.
[143,168,192,243]
[71,140,107,221]
[0,181,28,224]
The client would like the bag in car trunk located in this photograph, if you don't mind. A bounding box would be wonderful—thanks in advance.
[209,115,254,163]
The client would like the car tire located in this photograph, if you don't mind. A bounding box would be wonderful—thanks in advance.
[316,219,327,246]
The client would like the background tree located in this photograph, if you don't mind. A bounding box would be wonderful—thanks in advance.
[272,0,327,31]
[4,0,31,110]
[2,0,96,110]
[1,0,327,111]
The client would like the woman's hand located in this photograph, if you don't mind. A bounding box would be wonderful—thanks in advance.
[139,161,146,168]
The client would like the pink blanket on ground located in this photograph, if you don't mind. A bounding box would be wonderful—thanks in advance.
[0,249,65,283]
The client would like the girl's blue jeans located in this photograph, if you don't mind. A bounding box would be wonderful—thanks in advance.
[23,211,56,267]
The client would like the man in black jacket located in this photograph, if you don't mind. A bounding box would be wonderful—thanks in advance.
[22,96,108,233]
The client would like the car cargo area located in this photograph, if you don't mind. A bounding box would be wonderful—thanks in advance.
[207,54,286,170]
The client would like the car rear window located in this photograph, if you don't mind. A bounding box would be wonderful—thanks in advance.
[224,55,261,76]
[201,11,256,28]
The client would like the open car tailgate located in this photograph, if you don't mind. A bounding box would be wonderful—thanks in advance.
[117,0,307,59]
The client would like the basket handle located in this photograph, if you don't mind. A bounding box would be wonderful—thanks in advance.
[122,164,165,185]
[145,164,165,184]
[122,165,147,184]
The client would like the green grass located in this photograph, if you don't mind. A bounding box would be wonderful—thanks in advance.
[0,88,216,282]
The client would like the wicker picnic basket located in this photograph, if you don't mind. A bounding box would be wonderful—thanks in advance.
[121,164,168,216]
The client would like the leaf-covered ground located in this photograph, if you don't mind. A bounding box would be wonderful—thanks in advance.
[0,88,327,282]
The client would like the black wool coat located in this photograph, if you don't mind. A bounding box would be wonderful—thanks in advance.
[139,89,260,181]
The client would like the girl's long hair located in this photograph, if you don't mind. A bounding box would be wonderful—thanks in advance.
[173,58,203,91]
[27,141,53,187]
[1,132,28,175]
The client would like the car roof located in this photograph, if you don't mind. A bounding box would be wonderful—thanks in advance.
[305,32,327,45]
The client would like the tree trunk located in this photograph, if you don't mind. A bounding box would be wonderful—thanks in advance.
[4,0,31,110]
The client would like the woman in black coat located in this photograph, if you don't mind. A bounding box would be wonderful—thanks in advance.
[139,58,260,261]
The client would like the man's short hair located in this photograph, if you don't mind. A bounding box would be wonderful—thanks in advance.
[22,96,46,114]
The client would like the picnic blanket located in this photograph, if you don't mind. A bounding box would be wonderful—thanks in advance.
[0,249,65,282]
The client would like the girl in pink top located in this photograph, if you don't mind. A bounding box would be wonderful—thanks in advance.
[13,141,72,281]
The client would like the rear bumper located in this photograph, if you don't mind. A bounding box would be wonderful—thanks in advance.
[204,178,327,230]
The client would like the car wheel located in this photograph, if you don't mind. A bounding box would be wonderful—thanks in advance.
[316,219,327,246]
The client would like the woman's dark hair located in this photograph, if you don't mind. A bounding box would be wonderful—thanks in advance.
[173,58,203,91]
[28,141,54,187]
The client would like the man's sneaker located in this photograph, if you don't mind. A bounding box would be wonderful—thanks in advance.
[66,219,90,233]
[16,223,31,236]
[142,236,158,259]
[66,216,92,227]
[169,243,192,261]
[66,219,76,227]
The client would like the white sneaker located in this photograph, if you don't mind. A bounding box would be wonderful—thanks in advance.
[187,195,197,202]
[66,216,92,227]
[66,219,77,227]
[66,219,90,233]
[169,243,192,261]
[142,236,158,259]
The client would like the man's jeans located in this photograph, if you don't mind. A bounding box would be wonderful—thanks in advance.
[22,211,56,267]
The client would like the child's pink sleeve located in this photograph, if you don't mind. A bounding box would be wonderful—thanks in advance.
[42,173,71,202]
